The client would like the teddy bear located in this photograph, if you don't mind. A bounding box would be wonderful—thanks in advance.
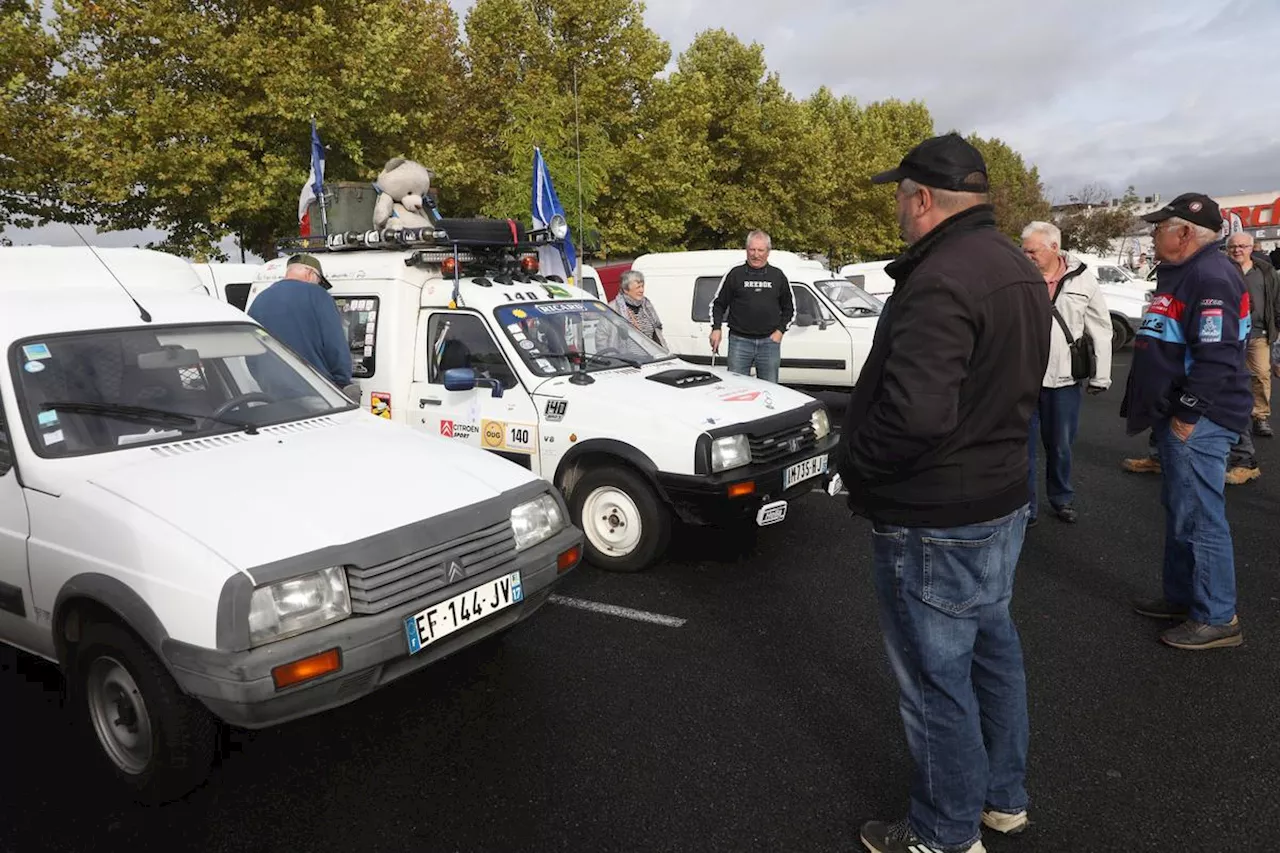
[372,157,436,231]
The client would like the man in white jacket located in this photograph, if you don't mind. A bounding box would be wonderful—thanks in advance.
[1021,222,1114,524]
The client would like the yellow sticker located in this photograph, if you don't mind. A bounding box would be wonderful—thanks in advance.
[512,309,527,319]
[480,419,537,454]
[482,419,505,448]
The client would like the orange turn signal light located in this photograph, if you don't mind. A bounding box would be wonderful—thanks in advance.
[272,647,342,691]
[520,255,539,273]
[727,481,756,498]
[557,545,581,573]
[441,256,458,277]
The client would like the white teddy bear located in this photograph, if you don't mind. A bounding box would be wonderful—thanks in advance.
[373,157,436,231]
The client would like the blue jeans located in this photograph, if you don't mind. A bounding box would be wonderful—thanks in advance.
[1027,384,1082,518]
[1155,418,1239,624]
[726,334,780,383]
[871,507,1031,850]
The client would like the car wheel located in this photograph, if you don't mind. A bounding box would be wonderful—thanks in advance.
[570,465,671,572]
[1111,315,1133,349]
[72,621,218,804]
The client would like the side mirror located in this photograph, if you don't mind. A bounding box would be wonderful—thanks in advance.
[794,312,816,328]
[443,367,477,392]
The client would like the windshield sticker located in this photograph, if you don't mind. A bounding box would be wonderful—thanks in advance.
[544,400,568,422]
[590,302,608,312]
[482,419,536,453]
[512,309,528,319]
[23,361,45,373]
[507,323,524,335]
[41,429,65,446]
[22,343,52,360]
[36,410,58,427]
[439,419,479,441]
[519,340,535,351]
[532,301,585,316]
[535,358,554,372]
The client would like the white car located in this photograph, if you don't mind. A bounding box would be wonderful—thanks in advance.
[631,249,882,392]
[0,247,581,802]
[190,262,261,310]
[249,231,838,573]
[838,260,895,298]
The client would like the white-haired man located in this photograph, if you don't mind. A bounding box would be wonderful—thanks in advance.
[709,230,793,383]
[1124,193,1251,650]
[1020,221,1112,525]
[1225,231,1280,438]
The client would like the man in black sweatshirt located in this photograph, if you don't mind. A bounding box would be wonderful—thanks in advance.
[709,230,793,382]
[839,134,1050,853]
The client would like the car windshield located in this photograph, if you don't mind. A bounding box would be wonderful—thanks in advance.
[493,300,673,377]
[815,280,884,317]
[13,323,353,458]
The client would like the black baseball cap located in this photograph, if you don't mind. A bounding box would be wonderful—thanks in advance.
[870,133,990,192]
[1140,193,1222,233]
[287,253,332,289]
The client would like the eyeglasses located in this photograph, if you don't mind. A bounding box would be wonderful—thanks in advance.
[1227,244,1251,251]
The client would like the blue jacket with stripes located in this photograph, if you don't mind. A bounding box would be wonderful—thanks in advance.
[1121,243,1252,436]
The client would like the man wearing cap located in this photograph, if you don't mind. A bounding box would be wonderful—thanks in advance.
[248,254,352,387]
[1124,193,1251,650]
[1225,231,1280,439]
[837,133,1050,853]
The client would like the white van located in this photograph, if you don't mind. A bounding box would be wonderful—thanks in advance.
[248,231,838,573]
[0,247,581,801]
[190,262,261,310]
[838,260,895,298]
[575,263,601,299]
[631,250,883,392]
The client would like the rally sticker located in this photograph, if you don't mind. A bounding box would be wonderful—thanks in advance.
[22,343,52,360]
[481,419,536,453]
[533,301,585,315]
[1199,309,1223,343]
[439,419,479,441]
[544,399,568,422]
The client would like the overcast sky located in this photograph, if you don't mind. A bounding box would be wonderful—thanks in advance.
[7,0,1277,254]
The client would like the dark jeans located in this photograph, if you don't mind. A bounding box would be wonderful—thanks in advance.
[1027,384,1082,518]
[871,507,1031,849]
[1155,418,1239,624]
[726,334,781,383]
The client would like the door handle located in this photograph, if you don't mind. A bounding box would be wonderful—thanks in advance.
[419,397,441,408]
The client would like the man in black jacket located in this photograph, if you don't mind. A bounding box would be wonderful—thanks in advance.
[709,230,794,382]
[838,134,1051,853]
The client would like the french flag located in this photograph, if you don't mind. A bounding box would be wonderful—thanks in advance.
[298,119,325,236]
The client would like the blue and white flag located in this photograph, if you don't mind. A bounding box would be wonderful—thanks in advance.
[298,119,326,234]
[531,147,576,283]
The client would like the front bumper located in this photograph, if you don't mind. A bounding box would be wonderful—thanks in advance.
[161,527,582,729]
[656,432,840,526]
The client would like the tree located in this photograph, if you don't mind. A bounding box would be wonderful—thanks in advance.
[965,134,1051,241]
[1055,184,1140,256]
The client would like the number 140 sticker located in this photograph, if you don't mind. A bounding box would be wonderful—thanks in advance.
[481,419,537,454]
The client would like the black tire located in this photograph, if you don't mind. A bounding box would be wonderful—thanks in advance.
[1112,315,1133,349]
[569,465,671,573]
[70,621,218,804]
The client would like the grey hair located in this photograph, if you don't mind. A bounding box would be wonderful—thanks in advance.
[1164,217,1220,246]
[619,269,645,293]
[899,177,989,213]
[746,230,772,250]
[1021,221,1061,248]
[1226,231,1256,247]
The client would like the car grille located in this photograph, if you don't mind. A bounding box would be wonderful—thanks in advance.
[345,520,517,616]
[749,419,817,465]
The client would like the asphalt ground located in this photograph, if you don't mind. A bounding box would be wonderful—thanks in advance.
[3,350,1278,852]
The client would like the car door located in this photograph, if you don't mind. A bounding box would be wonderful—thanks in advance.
[0,402,37,655]
[778,284,854,388]
[410,310,543,474]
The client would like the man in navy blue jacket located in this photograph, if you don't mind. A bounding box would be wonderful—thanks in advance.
[248,254,353,387]
[1122,193,1251,650]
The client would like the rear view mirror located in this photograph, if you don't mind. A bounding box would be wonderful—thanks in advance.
[443,367,477,392]
[137,347,201,370]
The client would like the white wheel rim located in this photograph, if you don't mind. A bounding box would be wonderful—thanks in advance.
[86,655,153,775]
[582,486,644,557]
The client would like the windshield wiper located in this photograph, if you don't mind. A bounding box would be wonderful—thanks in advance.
[541,351,645,369]
[40,401,258,435]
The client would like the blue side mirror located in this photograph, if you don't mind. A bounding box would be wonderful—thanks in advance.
[443,367,477,392]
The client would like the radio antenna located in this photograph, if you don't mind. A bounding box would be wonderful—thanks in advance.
[68,225,152,322]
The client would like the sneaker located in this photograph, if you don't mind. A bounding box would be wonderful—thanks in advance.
[1225,465,1261,485]
[1160,616,1243,650]
[1053,504,1078,523]
[1121,456,1161,474]
[1131,596,1190,620]
[1253,417,1273,437]
[981,808,1030,835]
[1027,515,1038,528]
[860,819,985,853]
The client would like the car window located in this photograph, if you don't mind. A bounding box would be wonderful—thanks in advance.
[1097,266,1128,284]
[580,277,600,298]
[0,403,11,474]
[691,275,724,322]
[493,301,671,377]
[224,283,252,310]
[428,313,518,389]
[334,296,380,378]
[815,280,883,317]
[791,285,827,323]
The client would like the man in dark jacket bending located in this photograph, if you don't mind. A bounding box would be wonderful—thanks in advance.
[837,134,1050,853]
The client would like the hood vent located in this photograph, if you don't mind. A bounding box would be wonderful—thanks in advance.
[645,369,722,389]
[148,416,341,457]
[258,416,340,437]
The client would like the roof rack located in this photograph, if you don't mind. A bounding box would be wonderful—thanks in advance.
[278,221,556,255]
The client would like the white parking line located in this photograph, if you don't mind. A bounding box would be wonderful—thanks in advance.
[548,594,686,627]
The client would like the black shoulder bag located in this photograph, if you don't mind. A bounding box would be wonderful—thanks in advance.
[1051,282,1096,382]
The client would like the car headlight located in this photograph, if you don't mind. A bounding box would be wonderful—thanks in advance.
[811,407,830,440]
[511,493,566,551]
[711,434,751,472]
[248,566,351,646]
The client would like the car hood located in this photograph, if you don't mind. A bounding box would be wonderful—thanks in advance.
[74,413,536,570]
[532,359,818,430]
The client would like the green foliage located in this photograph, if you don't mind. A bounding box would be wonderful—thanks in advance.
[966,134,1051,241]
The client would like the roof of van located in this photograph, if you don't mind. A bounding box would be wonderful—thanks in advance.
[0,246,209,294]
[633,249,820,274]
[190,262,261,284]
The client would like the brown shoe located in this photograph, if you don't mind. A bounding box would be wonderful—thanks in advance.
[1122,456,1161,474]
[1160,616,1243,650]
[1225,466,1261,485]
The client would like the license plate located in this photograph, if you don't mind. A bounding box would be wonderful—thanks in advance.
[783,453,829,489]
[757,500,788,526]
[403,571,523,655]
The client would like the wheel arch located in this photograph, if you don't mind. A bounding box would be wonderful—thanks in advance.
[552,439,669,505]
[53,574,171,669]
